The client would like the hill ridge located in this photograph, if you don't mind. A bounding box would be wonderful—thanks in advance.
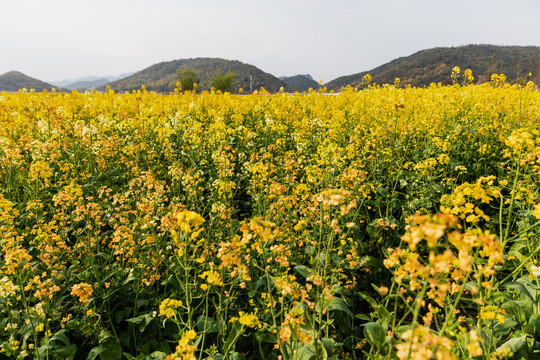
[100,57,288,93]
[0,71,61,92]
[3,45,540,93]
[325,44,540,90]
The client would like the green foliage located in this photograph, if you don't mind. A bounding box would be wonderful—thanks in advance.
[176,67,199,92]
[210,70,237,93]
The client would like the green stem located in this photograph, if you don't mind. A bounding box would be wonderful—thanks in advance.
[258,246,285,359]
[502,158,521,248]
[405,281,428,360]
[505,220,540,244]
[17,274,40,360]
[223,326,245,359]
[198,286,210,360]
[132,279,139,352]
[439,271,471,335]
[499,245,540,285]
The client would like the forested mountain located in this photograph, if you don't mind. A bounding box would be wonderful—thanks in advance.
[280,74,320,92]
[0,71,61,92]
[325,45,540,90]
[99,58,288,93]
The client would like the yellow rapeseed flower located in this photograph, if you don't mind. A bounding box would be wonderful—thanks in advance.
[176,210,205,233]
[159,298,183,318]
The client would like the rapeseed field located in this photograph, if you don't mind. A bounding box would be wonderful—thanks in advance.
[1,74,540,359]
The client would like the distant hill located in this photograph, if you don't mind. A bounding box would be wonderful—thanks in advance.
[64,78,110,91]
[52,72,135,88]
[281,74,320,92]
[0,71,61,92]
[99,58,288,93]
[325,45,540,90]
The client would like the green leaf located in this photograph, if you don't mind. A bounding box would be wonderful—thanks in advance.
[363,322,385,349]
[98,330,114,343]
[38,344,58,354]
[140,339,158,354]
[87,346,106,360]
[126,349,166,360]
[50,329,71,345]
[325,298,353,320]
[122,271,139,285]
[496,335,527,353]
[294,265,313,278]
[99,339,122,360]
[156,341,171,354]
[119,331,131,348]
[223,321,244,354]
[503,281,535,302]
[357,256,380,268]
[294,345,317,360]
[355,314,371,322]
[56,344,77,358]
[322,338,337,355]
[255,331,277,344]
[148,351,167,360]
[526,313,540,336]
[374,186,389,197]
[358,292,378,308]
[230,352,246,360]
[493,317,518,336]
[196,315,220,334]
[126,313,154,333]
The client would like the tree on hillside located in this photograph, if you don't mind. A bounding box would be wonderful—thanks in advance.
[210,70,237,93]
[176,67,199,91]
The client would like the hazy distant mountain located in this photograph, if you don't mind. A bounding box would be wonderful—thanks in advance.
[52,72,136,89]
[99,58,288,93]
[64,79,110,91]
[0,71,61,92]
[325,44,540,90]
[280,74,320,92]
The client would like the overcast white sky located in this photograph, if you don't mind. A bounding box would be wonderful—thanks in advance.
[1,0,540,83]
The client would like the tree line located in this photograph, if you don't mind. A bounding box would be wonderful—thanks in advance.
[176,67,237,93]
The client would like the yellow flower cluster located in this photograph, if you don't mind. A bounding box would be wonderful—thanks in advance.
[396,326,455,360]
[467,330,483,357]
[385,213,504,306]
[440,176,501,223]
[70,283,93,304]
[176,210,205,234]
[479,305,506,324]
[229,311,262,328]
[0,276,18,298]
[533,205,540,220]
[199,270,223,290]
[28,160,53,183]
[165,330,197,360]
[159,298,183,318]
